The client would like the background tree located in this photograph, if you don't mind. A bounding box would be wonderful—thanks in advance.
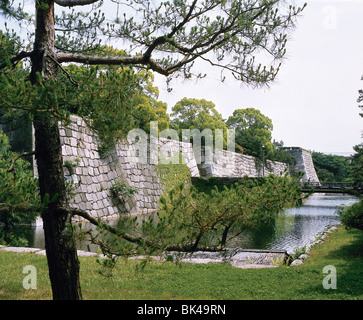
[312,152,350,182]
[337,73,363,231]
[62,45,170,135]
[352,78,363,184]
[0,0,306,300]
[170,97,229,147]
[268,139,296,165]
[349,143,363,185]
[133,72,170,134]
[226,107,274,157]
[57,63,169,153]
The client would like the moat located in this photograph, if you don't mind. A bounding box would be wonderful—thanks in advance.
[17,193,360,255]
[232,193,360,254]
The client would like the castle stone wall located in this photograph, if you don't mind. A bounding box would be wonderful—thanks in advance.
[198,147,289,178]
[58,115,199,219]
[283,147,320,183]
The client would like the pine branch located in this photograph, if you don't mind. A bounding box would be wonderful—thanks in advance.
[71,208,155,247]
[54,0,100,7]
[71,208,222,252]
[7,151,35,172]
[0,203,39,216]
[56,53,170,76]
[48,55,80,87]
[0,51,33,71]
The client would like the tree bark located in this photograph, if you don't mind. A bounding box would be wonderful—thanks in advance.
[31,0,82,300]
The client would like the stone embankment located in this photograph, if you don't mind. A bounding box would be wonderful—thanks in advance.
[0,245,98,257]
[160,249,290,268]
[289,225,339,266]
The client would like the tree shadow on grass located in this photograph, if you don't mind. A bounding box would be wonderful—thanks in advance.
[299,230,363,299]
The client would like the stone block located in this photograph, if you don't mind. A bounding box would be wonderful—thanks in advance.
[107,171,115,180]
[88,167,94,176]
[103,198,110,207]
[74,194,82,204]
[86,193,94,202]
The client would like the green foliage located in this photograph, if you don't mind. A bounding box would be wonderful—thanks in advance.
[96,255,119,279]
[0,131,40,246]
[349,143,363,184]
[171,98,226,131]
[312,152,350,182]
[0,29,22,63]
[1,58,168,158]
[191,176,268,195]
[63,158,80,176]
[60,50,170,145]
[338,199,363,231]
[1,0,307,298]
[155,153,192,197]
[291,245,307,260]
[270,253,289,267]
[0,32,169,158]
[267,140,296,166]
[133,71,170,133]
[86,173,303,276]
[111,180,139,202]
[226,108,274,157]
[106,0,306,84]
[0,1,30,20]
[54,3,105,55]
[58,64,142,156]
[170,98,229,148]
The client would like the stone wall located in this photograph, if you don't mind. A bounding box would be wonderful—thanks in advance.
[198,147,289,178]
[58,115,200,219]
[282,147,320,183]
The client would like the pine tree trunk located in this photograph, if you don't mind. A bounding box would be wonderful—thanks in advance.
[33,115,82,300]
[31,1,82,300]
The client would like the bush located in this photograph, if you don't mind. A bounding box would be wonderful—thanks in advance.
[338,199,363,231]
[0,131,40,246]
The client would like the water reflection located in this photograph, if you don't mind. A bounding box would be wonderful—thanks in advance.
[13,193,361,254]
[233,193,360,253]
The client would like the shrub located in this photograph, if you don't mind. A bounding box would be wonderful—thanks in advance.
[0,131,40,246]
[338,199,363,231]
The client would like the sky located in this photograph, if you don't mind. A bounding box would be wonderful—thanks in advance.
[4,0,363,155]
[153,0,363,155]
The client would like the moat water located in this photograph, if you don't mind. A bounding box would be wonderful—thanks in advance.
[9,193,361,255]
[230,193,360,253]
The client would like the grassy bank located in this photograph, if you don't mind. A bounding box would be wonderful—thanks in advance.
[0,225,362,300]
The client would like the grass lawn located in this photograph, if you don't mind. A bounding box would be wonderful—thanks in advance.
[0,225,362,300]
